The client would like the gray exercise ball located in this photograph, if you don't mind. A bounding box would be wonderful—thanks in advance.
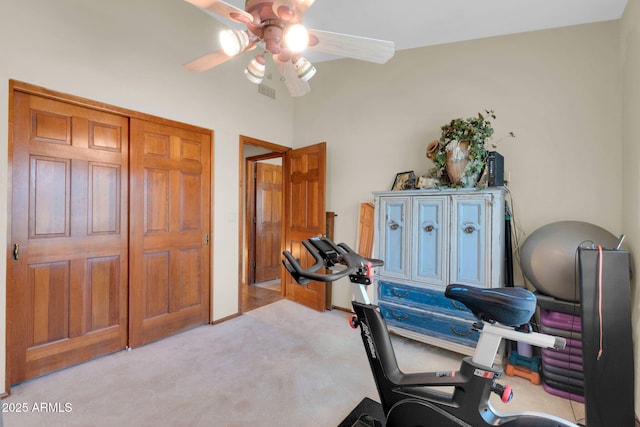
[520,221,618,302]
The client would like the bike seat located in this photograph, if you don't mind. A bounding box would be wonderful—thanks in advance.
[445,284,536,327]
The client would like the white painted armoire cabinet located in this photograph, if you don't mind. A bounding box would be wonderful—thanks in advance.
[373,187,507,355]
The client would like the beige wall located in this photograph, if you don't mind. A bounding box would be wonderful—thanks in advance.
[0,0,295,392]
[622,0,640,416]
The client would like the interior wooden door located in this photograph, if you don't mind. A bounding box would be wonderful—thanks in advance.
[254,162,282,283]
[8,92,129,384]
[284,142,327,311]
[129,118,211,347]
[357,202,375,258]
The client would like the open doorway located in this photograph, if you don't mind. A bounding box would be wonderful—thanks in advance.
[238,136,289,313]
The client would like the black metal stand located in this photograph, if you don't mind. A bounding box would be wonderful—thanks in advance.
[338,397,386,427]
[578,248,634,427]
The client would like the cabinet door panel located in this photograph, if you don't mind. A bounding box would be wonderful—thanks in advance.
[379,197,410,279]
[451,197,488,286]
[412,197,448,285]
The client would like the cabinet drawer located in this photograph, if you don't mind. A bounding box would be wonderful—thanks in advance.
[378,281,475,320]
[379,302,480,348]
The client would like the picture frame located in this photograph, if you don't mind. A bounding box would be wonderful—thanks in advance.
[391,171,416,191]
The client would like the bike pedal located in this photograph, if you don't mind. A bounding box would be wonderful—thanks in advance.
[492,383,513,403]
[349,316,360,329]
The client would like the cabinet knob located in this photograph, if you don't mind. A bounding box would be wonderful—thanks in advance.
[464,225,475,234]
[389,220,400,231]
[423,224,434,233]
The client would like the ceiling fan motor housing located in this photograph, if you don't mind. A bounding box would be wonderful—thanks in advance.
[261,21,284,55]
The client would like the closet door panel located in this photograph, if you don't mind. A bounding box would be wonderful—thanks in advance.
[129,118,211,347]
[8,92,129,384]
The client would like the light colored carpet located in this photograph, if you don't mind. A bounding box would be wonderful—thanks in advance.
[3,300,584,426]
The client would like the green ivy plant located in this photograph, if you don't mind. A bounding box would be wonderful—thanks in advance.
[428,110,514,187]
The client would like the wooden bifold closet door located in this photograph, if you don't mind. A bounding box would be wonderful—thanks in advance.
[8,85,211,386]
[8,92,130,384]
[128,118,211,348]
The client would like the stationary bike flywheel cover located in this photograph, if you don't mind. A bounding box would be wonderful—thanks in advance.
[386,398,458,426]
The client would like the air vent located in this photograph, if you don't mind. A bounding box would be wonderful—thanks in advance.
[258,84,276,100]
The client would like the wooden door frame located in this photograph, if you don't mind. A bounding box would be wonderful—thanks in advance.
[238,135,289,312]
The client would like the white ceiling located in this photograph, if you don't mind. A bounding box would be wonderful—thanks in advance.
[219,0,628,62]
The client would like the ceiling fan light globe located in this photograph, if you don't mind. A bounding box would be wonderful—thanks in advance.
[245,55,266,84]
[244,70,264,84]
[220,29,250,56]
[294,57,316,82]
[284,24,309,53]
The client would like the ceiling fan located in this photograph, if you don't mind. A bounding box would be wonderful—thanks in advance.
[183,0,395,96]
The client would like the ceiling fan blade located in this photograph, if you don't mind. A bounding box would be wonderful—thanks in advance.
[183,49,233,72]
[274,58,311,97]
[184,0,255,25]
[272,0,315,23]
[307,29,395,64]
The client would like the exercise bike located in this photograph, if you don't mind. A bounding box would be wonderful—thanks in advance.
[282,237,581,427]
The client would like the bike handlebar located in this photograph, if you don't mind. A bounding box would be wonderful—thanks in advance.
[282,237,383,285]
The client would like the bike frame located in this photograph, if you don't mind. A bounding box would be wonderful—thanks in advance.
[349,282,580,426]
[283,238,580,426]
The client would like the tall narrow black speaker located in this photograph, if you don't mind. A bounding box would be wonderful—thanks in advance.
[578,248,634,427]
[487,151,504,187]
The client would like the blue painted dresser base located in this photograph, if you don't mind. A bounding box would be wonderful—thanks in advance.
[378,281,480,348]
